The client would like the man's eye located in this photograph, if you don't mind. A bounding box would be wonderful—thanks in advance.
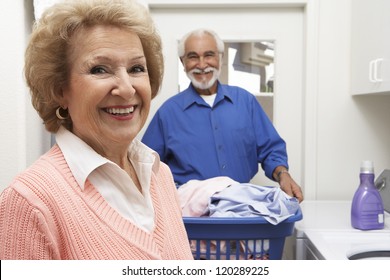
[90,66,107,74]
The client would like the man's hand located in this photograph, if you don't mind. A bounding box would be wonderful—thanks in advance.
[279,172,304,203]
[273,166,304,202]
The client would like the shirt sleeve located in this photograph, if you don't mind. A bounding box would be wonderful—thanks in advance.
[251,96,289,180]
[142,110,166,161]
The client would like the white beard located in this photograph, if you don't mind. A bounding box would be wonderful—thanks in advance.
[186,66,220,90]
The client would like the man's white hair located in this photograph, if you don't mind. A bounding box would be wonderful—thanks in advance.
[177,28,225,58]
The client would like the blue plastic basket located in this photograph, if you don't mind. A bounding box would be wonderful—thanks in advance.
[183,208,302,260]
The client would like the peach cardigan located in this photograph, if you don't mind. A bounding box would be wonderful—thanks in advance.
[0,145,193,260]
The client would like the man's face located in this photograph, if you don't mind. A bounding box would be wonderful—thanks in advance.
[181,33,221,91]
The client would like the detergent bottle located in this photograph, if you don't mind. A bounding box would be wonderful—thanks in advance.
[351,160,384,230]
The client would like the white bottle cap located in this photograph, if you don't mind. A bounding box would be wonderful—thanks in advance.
[360,160,374,173]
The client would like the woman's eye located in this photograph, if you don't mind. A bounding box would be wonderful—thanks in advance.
[129,65,146,74]
[90,66,107,75]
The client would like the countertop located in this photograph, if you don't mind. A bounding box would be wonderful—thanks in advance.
[294,200,390,259]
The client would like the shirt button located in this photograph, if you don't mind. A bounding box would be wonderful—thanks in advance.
[222,164,226,169]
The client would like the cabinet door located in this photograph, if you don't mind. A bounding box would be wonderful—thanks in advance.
[351,0,390,95]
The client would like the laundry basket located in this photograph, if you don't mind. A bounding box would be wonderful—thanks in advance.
[183,208,302,260]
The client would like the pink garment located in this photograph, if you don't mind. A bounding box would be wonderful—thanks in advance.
[178,176,237,217]
[0,145,193,260]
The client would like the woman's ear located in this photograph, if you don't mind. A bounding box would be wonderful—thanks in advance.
[56,87,68,109]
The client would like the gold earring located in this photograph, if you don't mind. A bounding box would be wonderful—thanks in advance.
[56,107,68,120]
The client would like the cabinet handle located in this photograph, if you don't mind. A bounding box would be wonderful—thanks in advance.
[369,60,376,82]
[369,58,384,83]
[374,58,383,82]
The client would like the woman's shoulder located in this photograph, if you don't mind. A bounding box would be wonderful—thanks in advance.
[20,145,67,179]
[155,161,173,179]
[5,145,69,198]
[152,161,176,190]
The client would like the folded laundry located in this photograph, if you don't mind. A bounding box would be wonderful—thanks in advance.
[209,183,299,225]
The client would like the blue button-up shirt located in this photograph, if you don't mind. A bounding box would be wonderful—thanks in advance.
[142,82,288,185]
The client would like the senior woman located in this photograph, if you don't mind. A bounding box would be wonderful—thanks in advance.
[0,0,193,260]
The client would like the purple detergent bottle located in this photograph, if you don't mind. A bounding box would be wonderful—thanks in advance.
[351,160,384,230]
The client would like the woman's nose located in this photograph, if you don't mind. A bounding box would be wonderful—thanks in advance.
[111,70,136,98]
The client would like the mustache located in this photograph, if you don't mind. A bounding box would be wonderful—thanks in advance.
[190,67,216,75]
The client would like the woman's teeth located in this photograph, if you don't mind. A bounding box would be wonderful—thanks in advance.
[105,107,135,115]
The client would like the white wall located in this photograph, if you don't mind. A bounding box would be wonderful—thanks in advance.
[1,0,390,201]
[0,0,51,191]
[315,0,390,199]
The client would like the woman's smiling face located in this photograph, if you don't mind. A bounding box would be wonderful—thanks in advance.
[61,25,151,156]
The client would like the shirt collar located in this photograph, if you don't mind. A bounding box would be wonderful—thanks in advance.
[181,81,233,110]
[55,126,159,190]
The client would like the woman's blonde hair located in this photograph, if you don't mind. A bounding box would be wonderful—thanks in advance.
[25,0,163,133]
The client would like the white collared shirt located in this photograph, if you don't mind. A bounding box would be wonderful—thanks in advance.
[55,127,158,232]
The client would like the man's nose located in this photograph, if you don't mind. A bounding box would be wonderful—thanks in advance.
[197,56,208,68]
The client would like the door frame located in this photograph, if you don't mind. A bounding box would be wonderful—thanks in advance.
[145,0,320,200]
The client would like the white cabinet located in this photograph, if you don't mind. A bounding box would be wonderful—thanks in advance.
[351,0,390,95]
[295,238,323,260]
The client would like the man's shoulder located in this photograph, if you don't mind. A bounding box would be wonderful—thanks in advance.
[157,90,189,111]
[219,84,256,101]
[164,90,187,102]
[222,83,251,92]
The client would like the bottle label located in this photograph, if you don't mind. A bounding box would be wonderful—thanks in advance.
[378,214,384,224]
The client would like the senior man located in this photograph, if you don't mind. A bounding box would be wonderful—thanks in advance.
[142,28,303,202]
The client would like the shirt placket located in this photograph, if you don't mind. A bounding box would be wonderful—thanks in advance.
[210,109,228,176]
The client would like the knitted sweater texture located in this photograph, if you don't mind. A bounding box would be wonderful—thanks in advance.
[0,145,193,260]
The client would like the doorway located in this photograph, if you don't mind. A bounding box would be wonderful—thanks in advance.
[146,4,304,186]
